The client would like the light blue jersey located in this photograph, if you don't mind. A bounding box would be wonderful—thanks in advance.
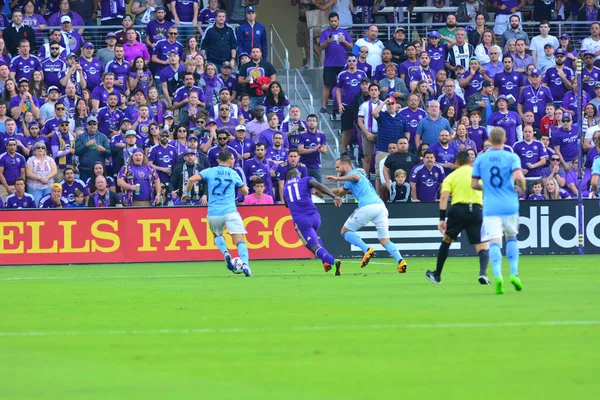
[343,169,383,208]
[593,158,600,177]
[472,149,521,217]
[201,166,245,216]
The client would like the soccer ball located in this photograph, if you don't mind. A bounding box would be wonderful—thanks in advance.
[231,257,244,274]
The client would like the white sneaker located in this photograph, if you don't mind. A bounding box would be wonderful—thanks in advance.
[478,275,491,285]
[242,264,252,277]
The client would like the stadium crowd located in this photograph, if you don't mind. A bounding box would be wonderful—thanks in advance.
[0,0,599,210]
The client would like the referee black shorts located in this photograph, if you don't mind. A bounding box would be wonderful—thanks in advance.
[323,66,343,87]
[445,204,484,245]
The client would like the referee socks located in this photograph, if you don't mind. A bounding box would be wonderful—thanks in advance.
[478,249,489,277]
[434,241,451,278]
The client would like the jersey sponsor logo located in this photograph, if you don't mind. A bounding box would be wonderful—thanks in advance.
[503,81,517,90]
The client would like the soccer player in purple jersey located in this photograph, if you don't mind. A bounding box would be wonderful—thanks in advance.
[284,168,343,275]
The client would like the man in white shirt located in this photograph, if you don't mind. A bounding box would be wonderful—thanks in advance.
[357,82,383,178]
[353,25,385,70]
[529,20,559,67]
[582,22,600,64]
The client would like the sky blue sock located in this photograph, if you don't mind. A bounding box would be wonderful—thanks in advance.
[489,242,503,279]
[315,247,335,265]
[384,241,403,263]
[506,238,519,276]
[237,241,249,266]
[214,236,229,256]
[343,231,369,253]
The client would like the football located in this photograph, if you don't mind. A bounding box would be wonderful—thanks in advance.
[231,257,244,274]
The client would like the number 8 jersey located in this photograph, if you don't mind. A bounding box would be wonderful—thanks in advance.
[472,149,522,217]
[201,166,245,217]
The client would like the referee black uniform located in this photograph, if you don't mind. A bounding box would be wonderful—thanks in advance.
[426,152,489,284]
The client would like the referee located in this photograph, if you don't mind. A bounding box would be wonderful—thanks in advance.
[426,151,490,285]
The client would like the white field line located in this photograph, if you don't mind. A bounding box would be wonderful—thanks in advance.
[0,320,598,338]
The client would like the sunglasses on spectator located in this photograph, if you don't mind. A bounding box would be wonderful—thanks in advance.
[169,32,178,36]
[59,123,69,126]
[359,50,368,53]
[347,59,357,63]
[217,137,228,141]
[178,129,187,132]
[197,120,206,124]
[551,158,560,161]
[56,107,65,111]
[150,126,159,130]
[35,146,46,150]
[87,122,97,125]
[220,107,229,111]
[51,47,59,50]
[561,119,571,122]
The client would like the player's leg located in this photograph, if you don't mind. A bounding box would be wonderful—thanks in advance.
[474,243,490,285]
[341,206,374,267]
[313,214,342,275]
[373,204,406,273]
[482,216,505,294]
[209,216,235,271]
[470,205,490,284]
[504,214,523,291]
[227,212,251,277]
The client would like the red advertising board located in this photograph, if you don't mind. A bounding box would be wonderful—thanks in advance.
[0,206,313,265]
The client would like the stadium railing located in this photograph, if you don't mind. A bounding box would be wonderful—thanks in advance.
[269,24,290,91]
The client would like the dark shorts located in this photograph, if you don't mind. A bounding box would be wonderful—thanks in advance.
[341,108,357,131]
[323,66,343,87]
[445,204,484,245]
[294,213,322,249]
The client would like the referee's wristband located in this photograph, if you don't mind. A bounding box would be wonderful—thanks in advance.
[439,209,447,221]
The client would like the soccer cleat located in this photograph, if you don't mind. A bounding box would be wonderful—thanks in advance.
[323,263,332,272]
[510,275,524,291]
[478,275,491,285]
[242,264,252,277]
[425,270,441,284]
[360,248,375,268]
[495,277,505,294]
[334,259,342,276]
[397,259,407,274]
[224,251,234,271]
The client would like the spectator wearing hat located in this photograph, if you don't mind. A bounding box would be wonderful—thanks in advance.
[41,102,70,138]
[459,57,486,101]
[385,27,409,64]
[230,124,256,166]
[113,127,140,173]
[487,95,522,147]
[58,15,84,55]
[39,86,60,124]
[117,147,161,207]
[144,5,172,50]
[589,82,600,113]
[173,134,211,169]
[50,118,76,181]
[537,43,556,74]
[170,147,208,206]
[542,48,574,105]
[97,33,118,68]
[237,6,268,62]
[148,128,177,186]
[424,31,452,74]
[10,78,40,124]
[500,14,529,48]
[518,68,553,128]
[9,39,42,83]
[79,42,103,92]
[75,115,111,183]
[3,10,37,56]
[582,49,600,99]
[152,26,186,88]
[467,80,496,126]
[38,182,68,208]
[60,53,87,97]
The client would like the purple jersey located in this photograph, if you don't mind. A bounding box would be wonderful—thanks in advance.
[117,163,159,202]
[59,30,84,54]
[494,70,524,100]
[219,73,237,93]
[173,85,206,106]
[513,139,548,178]
[215,117,239,136]
[354,60,373,78]
[60,179,88,204]
[152,39,185,77]
[10,55,42,81]
[460,71,484,100]
[438,94,466,118]
[275,162,308,183]
[373,62,400,82]
[284,176,318,218]
[91,86,123,109]
[582,66,600,98]
[148,143,177,183]
[23,13,46,43]
[244,157,274,196]
[41,57,67,89]
[145,19,173,45]
[263,97,290,124]
[39,194,68,208]
[50,132,76,168]
[487,111,522,147]
[551,126,579,162]
[562,91,590,123]
[266,147,288,163]
[426,44,448,73]
[4,192,36,208]
[528,193,546,200]
[518,84,553,126]
[99,0,127,20]
[0,152,26,185]
[428,142,459,176]
[298,131,327,169]
[207,145,239,167]
[104,59,130,88]
[198,7,219,24]
[80,57,103,91]
[239,107,252,123]
[336,69,368,106]
[409,163,445,202]
[230,138,255,165]
[399,107,427,147]
[259,128,289,149]
[97,107,124,137]
[494,0,520,14]
[467,126,488,152]
[172,0,198,23]
[9,96,40,124]
[409,67,435,87]
[585,147,599,170]
[319,28,354,68]
[542,66,574,100]
[399,60,419,88]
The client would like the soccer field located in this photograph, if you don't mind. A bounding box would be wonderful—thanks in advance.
[1,256,599,400]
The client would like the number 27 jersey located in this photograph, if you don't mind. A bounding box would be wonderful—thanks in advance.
[201,166,244,217]
[472,149,521,217]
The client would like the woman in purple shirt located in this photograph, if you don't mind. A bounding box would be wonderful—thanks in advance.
[22,0,47,44]
[128,56,153,96]
[263,81,290,125]
[202,63,225,107]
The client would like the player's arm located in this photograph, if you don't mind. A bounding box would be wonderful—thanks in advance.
[471,177,483,191]
[238,184,249,196]
[513,169,526,192]
[183,174,204,198]
[309,179,343,206]
[591,174,599,195]
[326,173,360,183]
[331,187,351,197]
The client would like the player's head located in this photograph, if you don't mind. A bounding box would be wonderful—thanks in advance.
[335,156,353,176]
[218,150,234,167]
[455,151,470,167]
[286,168,301,180]
[489,127,506,146]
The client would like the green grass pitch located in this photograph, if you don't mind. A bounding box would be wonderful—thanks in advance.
[1,255,599,400]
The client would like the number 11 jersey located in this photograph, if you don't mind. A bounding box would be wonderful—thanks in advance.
[472,149,522,217]
[284,176,318,220]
